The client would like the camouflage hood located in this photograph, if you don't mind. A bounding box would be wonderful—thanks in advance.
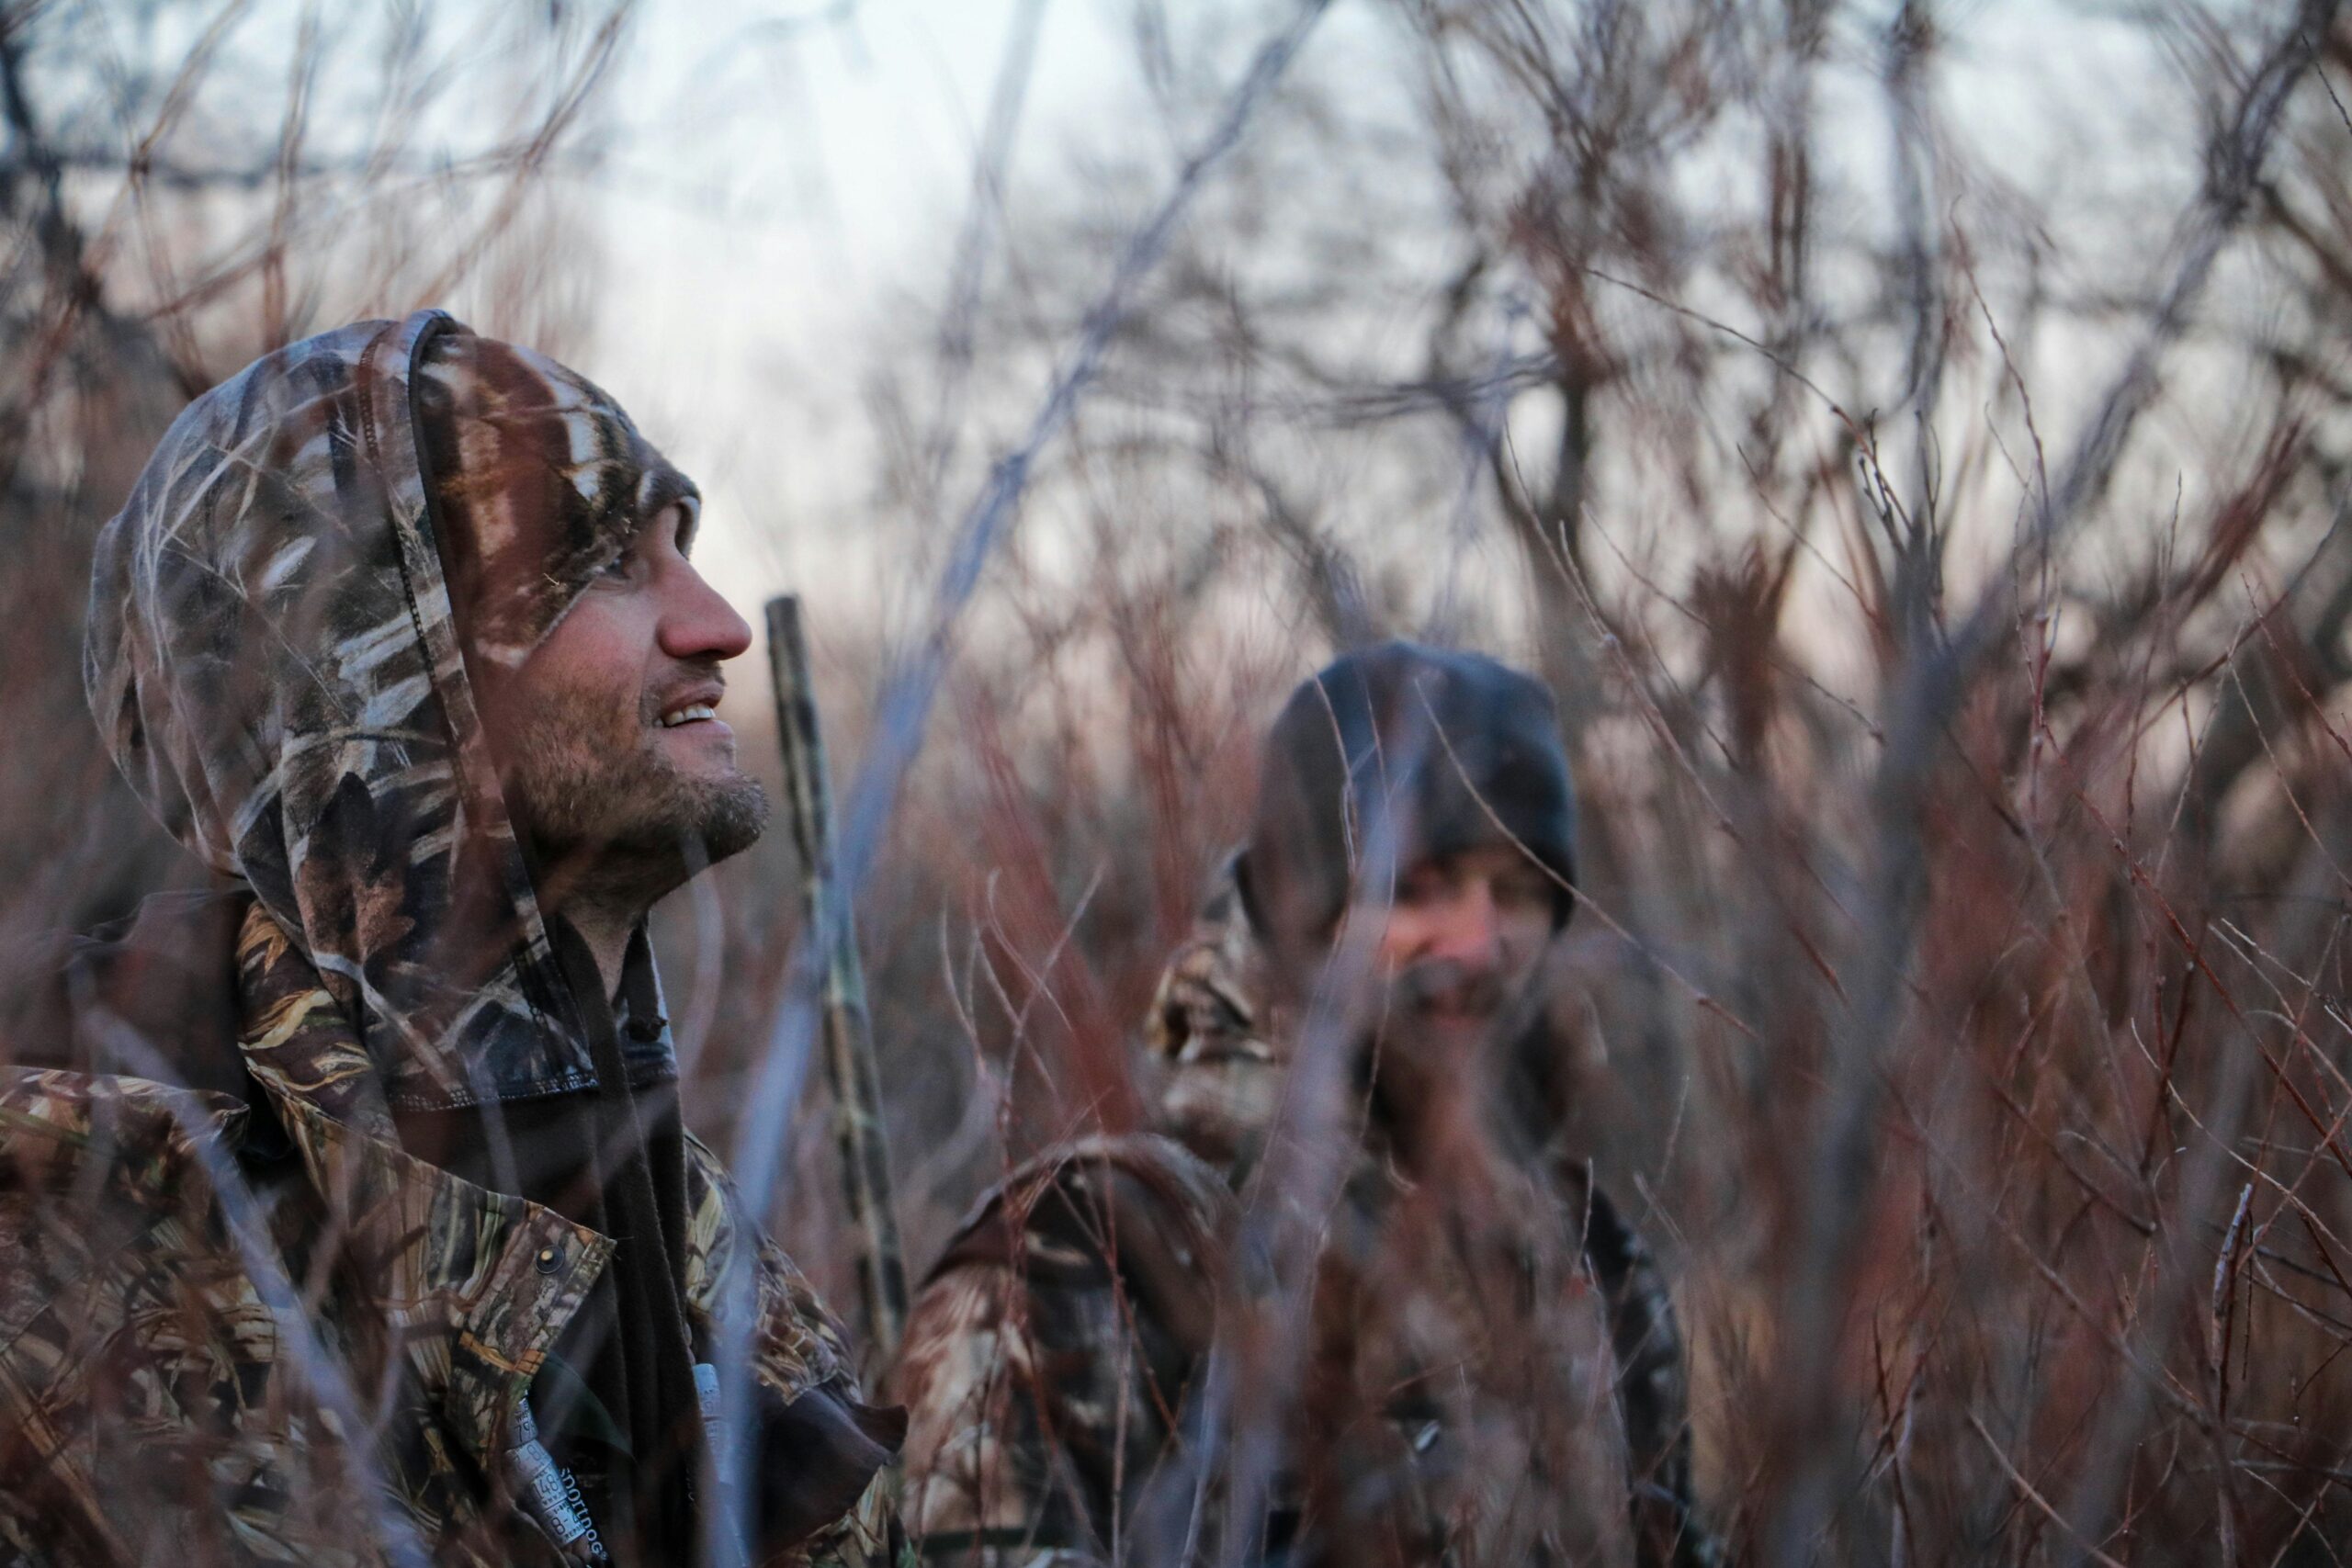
[84,310,696,1113]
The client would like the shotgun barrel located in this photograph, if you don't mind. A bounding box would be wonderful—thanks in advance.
[763,594,909,1360]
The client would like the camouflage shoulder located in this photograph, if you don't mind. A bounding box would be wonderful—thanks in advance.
[920,1132,1234,1368]
[0,1066,250,1179]
[1146,853,1273,1067]
[677,1132,911,1562]
[679,1129,865,1393]
[927,1133,1232,1283]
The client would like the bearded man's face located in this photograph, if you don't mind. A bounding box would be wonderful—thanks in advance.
[476,502,769,894]
[1350,842,1555,1074]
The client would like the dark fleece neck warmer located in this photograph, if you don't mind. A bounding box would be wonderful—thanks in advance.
[1238,640,1578,948]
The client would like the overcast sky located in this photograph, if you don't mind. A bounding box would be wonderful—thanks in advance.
[553,1,2193,627]
[580,1,1127,613]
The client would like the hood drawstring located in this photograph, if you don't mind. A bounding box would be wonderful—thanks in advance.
[510,1396,606,1563]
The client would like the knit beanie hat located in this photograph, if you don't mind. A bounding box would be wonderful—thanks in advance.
[1237,640,1577,947]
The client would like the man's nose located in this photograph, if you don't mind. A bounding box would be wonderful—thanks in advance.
[1426,879,1503,971]
[658,558,754,663]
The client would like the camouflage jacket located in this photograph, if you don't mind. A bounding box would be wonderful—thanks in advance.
[0,901,899,1566]
[892,874,1711,1568]
[2,313,899,1564]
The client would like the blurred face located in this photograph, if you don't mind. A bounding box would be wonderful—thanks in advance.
[477,502,769,897]
[1361,842,1555,1056]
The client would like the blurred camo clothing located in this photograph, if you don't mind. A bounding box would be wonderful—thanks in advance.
[892,869,1709,1568]
[0,313,899,1566]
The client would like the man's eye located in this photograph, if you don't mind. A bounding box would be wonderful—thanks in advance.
[1396,869,1450,908]
[1493,868,1552,911]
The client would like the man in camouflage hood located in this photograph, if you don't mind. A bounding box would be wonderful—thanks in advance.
[891,642,1710,1567]
[0,312,899,1565]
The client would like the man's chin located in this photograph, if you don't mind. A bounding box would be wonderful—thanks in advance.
[1408,1010,1501,1060]
[678,773,771,865]
[594,772,771,877]
[1366,990,1542,1085]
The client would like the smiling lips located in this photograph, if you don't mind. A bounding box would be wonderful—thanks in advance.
[659,702,719,728]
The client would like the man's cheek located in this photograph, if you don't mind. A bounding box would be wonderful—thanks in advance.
[571,669,650,742]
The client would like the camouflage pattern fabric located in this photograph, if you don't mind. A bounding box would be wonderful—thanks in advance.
[893,1135,1229,1567]
[677,1132,904,1568]
[1282,1153,1635,1566]
[412,328,697,676]
[0,909,614,1566]
[0,891,899,1566]
[893,866,1712,1567]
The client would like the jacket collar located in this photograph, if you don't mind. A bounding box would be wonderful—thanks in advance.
[234,897,613,1463]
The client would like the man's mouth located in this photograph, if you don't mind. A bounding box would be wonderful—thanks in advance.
[1396,960,1505,1021]
[659,703,719,728]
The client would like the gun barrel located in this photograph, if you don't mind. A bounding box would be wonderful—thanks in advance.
[765,594,909,1360]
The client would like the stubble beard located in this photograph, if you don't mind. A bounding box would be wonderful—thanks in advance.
[1358,956,1547,1167]
[1375,954,1544,1057]
[503,677,771,908]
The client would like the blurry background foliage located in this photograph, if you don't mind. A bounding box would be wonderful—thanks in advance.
[14,0,2352,1559]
